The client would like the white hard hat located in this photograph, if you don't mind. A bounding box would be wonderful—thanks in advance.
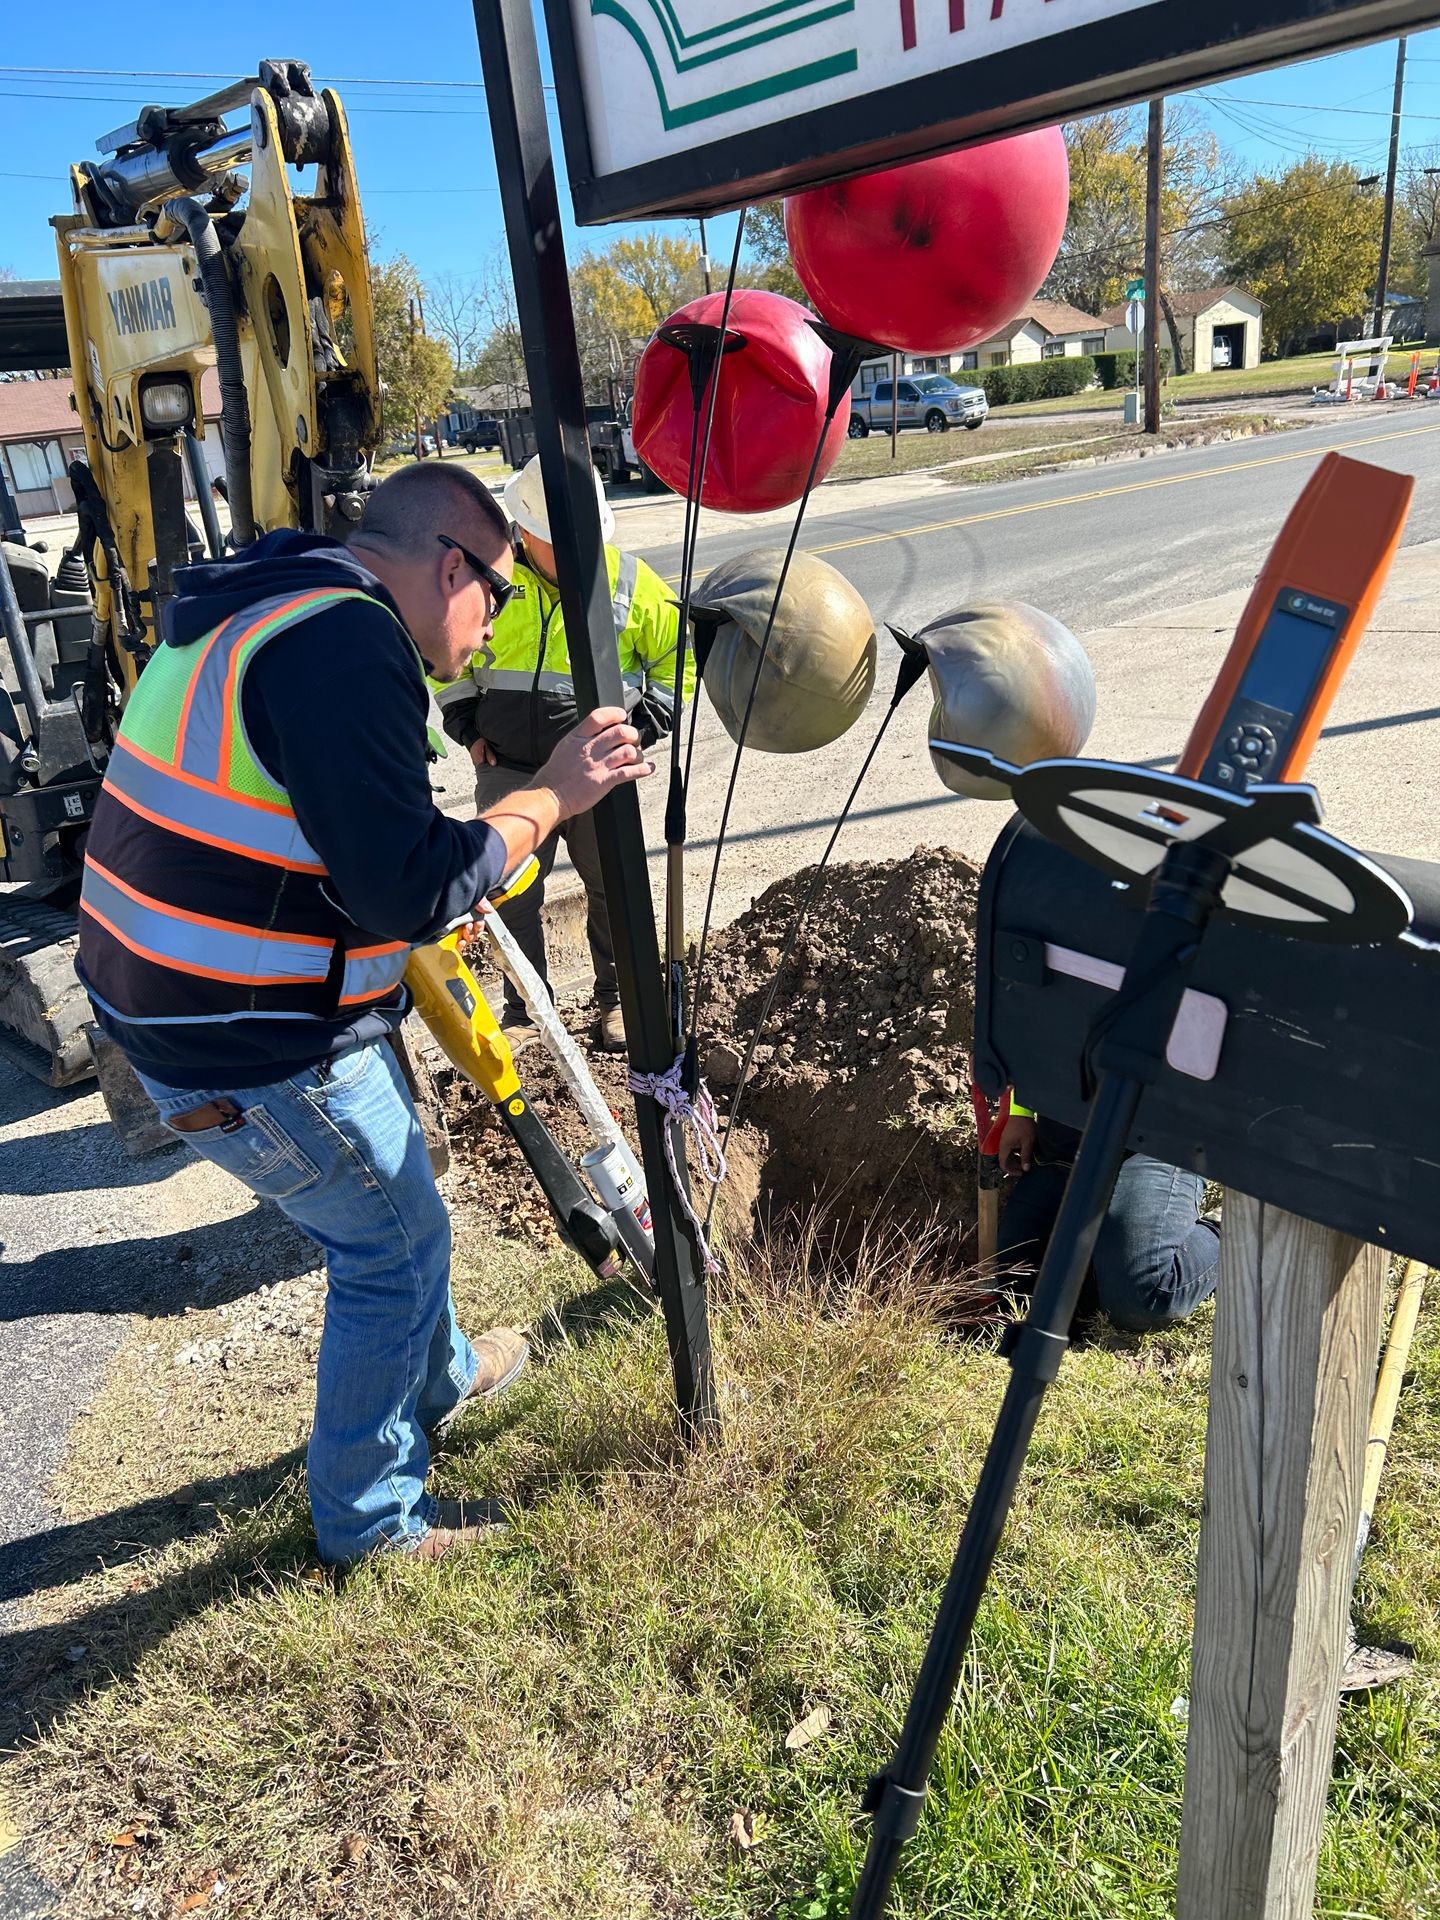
[503,453,615,546]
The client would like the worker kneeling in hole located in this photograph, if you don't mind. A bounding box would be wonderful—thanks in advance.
[76,462,653,1565]
[995,1100,1220,1332]
[432,455,693,1054]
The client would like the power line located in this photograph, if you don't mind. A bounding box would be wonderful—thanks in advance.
[1198,88,1440,124]
[0,62,557,94]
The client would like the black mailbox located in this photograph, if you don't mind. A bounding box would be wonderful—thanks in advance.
[973,817,1440,1267]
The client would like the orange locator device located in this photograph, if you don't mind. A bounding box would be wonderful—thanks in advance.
[1177,451,1413,790]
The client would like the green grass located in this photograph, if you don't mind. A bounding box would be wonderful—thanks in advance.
[939,413,1292,487]
[7,1214,1438,1919]
[996,350,1350,419]
[830,419,1110,481]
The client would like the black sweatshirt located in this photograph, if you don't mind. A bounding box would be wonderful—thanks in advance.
[92,531,507,1088]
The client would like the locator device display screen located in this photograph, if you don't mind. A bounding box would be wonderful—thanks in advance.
[1238,602,1340,716]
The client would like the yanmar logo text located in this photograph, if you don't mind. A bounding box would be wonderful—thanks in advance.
[106,276,179,338]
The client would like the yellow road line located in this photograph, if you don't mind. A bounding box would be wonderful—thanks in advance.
[662,419,1440,582]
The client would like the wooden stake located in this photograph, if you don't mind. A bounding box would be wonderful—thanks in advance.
[1177,1195,1384,1920]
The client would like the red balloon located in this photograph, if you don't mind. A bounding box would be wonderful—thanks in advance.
[631,288,849,514]
[784,129,1070,355]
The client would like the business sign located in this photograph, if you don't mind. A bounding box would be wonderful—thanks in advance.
[545,0,1439,223]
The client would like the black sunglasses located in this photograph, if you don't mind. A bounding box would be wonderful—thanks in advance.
[437,533,524,616]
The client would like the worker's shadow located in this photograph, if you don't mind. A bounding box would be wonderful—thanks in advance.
[0,1449,312,1753]
[0,1207,315,1323]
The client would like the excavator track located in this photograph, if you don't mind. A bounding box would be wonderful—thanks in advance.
[0,892,95,1086]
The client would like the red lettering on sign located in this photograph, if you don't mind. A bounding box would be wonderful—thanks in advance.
[904,0,1008,45]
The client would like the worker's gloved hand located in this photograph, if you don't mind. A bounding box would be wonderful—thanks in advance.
[625,683,676,749]
[998,1114,1037,1177]
[540,708,653,819]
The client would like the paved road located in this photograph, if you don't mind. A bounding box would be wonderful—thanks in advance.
[485,406,1440,927]
[646,408,1440,636]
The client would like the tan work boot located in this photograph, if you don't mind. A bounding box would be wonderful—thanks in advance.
[471,1326,528,1397]
[426,1327,528,1442]
[408,1497,509,1560]
[501,1006,540,1052]
[596,1002,627,1053]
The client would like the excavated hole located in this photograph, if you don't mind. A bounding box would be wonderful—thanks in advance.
[700,847,982,1264]
[444,849,987,1302]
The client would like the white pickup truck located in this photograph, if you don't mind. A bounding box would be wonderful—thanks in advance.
[849,373,988,437]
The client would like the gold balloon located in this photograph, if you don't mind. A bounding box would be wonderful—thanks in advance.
[922,601,1096,801]
[694,548,877,753]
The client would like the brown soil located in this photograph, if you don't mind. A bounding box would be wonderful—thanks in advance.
[699,846,983,1252]
[441,1027,636,1251]
[441,846,985,1267]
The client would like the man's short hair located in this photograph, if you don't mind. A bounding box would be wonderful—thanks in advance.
[354,461,510,560]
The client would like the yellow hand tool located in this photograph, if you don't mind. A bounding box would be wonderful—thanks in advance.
[404,872,626,1280]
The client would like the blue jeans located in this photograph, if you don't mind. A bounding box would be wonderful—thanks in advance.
[997,1154,1220,1333]
[139,1043,477,1562]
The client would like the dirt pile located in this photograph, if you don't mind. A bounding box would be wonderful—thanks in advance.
[440,848,985,1265]
[699,846,983,1248]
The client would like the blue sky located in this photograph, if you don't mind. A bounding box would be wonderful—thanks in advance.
[4,9,1440,296]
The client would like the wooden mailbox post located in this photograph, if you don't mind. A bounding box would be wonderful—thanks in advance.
[1179,1201,1386,1918]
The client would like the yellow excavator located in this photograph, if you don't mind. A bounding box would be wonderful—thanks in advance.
[0,62,649,1282]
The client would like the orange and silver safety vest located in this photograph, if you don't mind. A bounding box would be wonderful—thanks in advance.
[77,588,414,1031]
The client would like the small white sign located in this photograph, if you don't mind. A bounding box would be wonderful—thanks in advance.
[1126,299,1145,337]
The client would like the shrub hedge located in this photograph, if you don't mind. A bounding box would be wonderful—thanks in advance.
[979,356,1097,406]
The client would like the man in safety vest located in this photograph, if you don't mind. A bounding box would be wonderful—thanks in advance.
[433,455,691,1053]
[75,461,653,1565]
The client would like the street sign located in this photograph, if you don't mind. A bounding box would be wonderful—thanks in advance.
[545,0,1438,223]
[1125,277,1147,300]
[1126,298,1145,337]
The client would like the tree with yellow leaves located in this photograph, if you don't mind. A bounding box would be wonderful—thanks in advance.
[1223,158,1384,355]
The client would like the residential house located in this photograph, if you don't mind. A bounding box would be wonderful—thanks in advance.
[1100,287,1263,372]
[852,299,1108,392]
[0,371,224,518]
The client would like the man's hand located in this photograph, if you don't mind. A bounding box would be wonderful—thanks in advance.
[538,708,653,820]
[470,738,497,768]
[998,1114,1037,1178]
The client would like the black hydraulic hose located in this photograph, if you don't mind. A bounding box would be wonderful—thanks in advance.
[0,543,50,733]
[163,196,256,546]
[183,430,225,559]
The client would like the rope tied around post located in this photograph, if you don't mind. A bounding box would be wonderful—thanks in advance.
[628,1058,728,1275]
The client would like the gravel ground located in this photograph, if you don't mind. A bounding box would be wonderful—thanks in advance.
[0,1059,311,1916]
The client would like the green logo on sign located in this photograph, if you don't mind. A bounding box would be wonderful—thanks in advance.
[593,0,858,131]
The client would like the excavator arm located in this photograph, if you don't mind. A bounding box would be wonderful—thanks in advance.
[0,65,648,1282]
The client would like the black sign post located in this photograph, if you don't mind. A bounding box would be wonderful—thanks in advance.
[471,0,718,1439]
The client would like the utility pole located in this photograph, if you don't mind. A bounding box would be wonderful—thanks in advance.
[416,289,445,458]
[409,296,423,460]
[698,214,714,296]
[1373,36,1408,337]
[1143,97,1163,435]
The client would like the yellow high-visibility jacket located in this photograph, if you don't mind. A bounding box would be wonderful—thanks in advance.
[432,546,694,770]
